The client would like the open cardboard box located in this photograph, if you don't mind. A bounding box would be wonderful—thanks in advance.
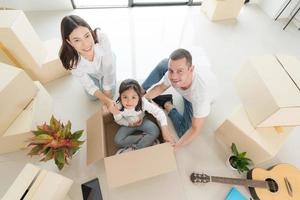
[2,163,73,200]
[0,63,37,135]
[0,81,53,154]
[215,105,293,164]
[87,108,177,188]
[235,55,300,128]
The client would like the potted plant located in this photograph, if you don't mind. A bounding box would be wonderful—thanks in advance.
[227,143,253,174]
[28,116,84,170]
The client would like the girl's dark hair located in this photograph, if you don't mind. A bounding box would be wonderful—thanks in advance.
[117,79,144,111]
[59,15,99,70]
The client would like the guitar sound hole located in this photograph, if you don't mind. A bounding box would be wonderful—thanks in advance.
[265,178,278,193]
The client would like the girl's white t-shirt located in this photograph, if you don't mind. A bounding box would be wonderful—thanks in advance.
[113,97,168,127]
[71,29,116,95]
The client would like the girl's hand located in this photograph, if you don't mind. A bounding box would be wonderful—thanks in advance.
[130,118,143,127]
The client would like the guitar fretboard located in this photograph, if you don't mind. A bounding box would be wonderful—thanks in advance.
[211,176,268,188]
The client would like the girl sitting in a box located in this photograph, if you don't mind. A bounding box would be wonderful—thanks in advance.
[113,79,174,154]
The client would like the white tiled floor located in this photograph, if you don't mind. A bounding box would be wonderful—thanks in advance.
[1,4,300,200]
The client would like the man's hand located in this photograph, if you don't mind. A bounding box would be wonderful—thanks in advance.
[161,126,176,145]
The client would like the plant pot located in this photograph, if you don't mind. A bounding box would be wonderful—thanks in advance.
[226,155,237,171]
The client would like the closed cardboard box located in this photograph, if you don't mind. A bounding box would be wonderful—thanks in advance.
[0,10,69,83]
[2,163,73,200]
[0,63,37,135]
[0,81,53,154]
[235,55,300,128]
[215,106,293,164]
[202,0,244,21]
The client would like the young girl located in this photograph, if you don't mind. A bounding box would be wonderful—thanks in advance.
[59,15,118,114]
[113,79,174,153]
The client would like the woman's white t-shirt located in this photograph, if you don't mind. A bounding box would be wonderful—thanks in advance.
[71,29,116,95]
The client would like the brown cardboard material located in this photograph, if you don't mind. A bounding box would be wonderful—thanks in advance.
[104,143,177,188]
[2,163,73,200]
[0,10,69,83]
[215,106,293,164]
[0,63,37,135]
[0,81,53,154]
[202,0,244,21]
[86,108,177,188]
[235,55,300,127]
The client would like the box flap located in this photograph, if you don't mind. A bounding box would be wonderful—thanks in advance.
[276,55,300,90]
[1,163,40,200]
[86,109,106,165]
[104,143,177,188]
[253,55,300,107]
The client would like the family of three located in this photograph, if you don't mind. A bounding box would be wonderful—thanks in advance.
[59,15,217,153]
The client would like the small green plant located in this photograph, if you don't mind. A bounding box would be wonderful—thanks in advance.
[28,116,84,170]
[230,143,253,174]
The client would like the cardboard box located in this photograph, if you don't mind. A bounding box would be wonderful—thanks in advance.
[215,106,293,164]
[0,81,53,154]
[2,163,73,200]
[0,63,37,135]
[0,10,69,83]
[202,0,244,21]
[86,108,177,188]
[235,55,300,127]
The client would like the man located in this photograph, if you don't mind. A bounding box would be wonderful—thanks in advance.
[142,48,217,150]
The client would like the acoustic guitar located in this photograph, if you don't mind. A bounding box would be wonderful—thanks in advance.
[190,163,300,200]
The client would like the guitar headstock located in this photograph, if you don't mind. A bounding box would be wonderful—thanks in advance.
[190,173,211,183]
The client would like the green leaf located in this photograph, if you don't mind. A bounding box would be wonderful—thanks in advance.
[31,134,53,143]
[55,149,65,164]
[231,143,239,156]
[70,130,84,140]
[50,115,61,131]
[69,147,80,156]
[40,149,54,162]
[63,121,72,138]
[28,145,43,156]
[54,149,65,170]
[31,130,49,136]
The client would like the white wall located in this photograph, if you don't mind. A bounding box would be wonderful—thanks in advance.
[0,0,73,11]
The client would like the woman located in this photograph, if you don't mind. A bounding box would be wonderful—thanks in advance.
[59,15,118,113]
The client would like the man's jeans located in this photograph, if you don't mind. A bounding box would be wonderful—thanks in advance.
[142,58,193,137]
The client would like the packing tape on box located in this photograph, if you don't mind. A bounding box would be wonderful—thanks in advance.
[274,126,284,134]
[0,42,22,67]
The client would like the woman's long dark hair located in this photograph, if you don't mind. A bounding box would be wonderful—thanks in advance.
[117,79,144,111]
[59,15,99,70]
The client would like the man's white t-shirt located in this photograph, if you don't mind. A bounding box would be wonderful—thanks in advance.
[71,29,116,95]
[162,51,217,118]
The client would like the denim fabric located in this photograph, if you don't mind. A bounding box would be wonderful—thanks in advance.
[142,58,193,137]
[114,118,160,149]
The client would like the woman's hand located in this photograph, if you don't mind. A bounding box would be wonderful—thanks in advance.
[107,101,120,115]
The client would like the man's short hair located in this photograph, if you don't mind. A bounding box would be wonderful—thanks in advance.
[169,48,192,66]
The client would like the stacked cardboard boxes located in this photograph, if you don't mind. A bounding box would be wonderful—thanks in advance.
[202,0,245,21]
[2,163,73,200]
[0,63,53,154]
[216,55,300,164]
[0,10,69,83]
